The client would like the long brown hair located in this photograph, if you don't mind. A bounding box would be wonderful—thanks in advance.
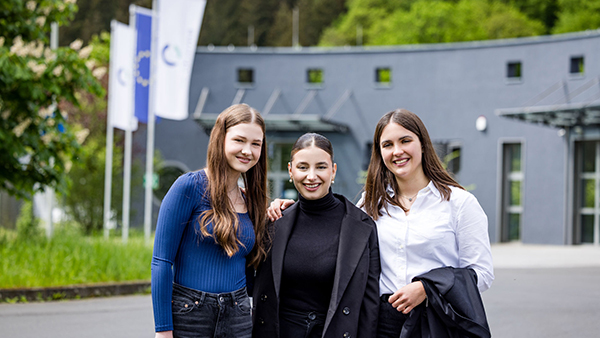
[198,104,268,268]
[360,108,463,219]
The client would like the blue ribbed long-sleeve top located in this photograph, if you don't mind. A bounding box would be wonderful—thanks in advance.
[151,170,255,332]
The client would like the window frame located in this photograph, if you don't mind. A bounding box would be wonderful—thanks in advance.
[236,67,255,87]
[569,55,585,78]
[306,68,324,88]
[375,67,392,88]
[506,61,522,82]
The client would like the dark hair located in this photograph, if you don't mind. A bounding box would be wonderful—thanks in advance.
[290,133,334,162]
[199,103,268,269]
[360,109,463,219]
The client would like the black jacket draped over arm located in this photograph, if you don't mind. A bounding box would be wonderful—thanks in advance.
[401,267,491,338]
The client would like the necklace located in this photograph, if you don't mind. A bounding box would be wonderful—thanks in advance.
[400,192,418,202]
[228,186,244,205]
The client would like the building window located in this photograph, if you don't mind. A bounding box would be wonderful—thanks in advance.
[570,56,584,75]
[267,142,297,200]
[575,141,600,244]
[507,61,521,79]
[501,143,523,242]
[307,68,323,85]
[445,146,461,178]
[237,68,254,84]
[375,67,391,84]
[433,142,461,180]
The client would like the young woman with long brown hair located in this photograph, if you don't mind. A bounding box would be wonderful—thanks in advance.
[361,109,493,337]
[152,104,268,338]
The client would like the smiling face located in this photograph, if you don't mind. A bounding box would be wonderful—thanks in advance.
[288,145,337,200]
[223,122,264,176]
[379,122,426,184]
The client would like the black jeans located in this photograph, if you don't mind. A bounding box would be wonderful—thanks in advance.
[279,307,326,338]
[376,294,412,338]
[171,283,252,338]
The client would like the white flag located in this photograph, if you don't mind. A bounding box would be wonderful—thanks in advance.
[154,0,206,120]
[108,20,138,131]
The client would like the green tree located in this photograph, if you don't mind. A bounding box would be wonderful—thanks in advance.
[0,0,105,199]
[267,1,294,46]
[267,0,347,46]
[321,0,545,46]
[59,0,152,46]
[198,0,347,47]
[504,0,559,33]
[240,0,280,46]
[552,0,600,33]
[198,0,248,46]
[320,0,410,46]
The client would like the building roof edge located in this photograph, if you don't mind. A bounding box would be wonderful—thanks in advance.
[196,30,600,55]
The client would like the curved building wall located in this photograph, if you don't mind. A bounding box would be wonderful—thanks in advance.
[148,31,600,244]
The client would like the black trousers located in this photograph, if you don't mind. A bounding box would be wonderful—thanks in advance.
[279,307,326,338]
[376,294,413,338]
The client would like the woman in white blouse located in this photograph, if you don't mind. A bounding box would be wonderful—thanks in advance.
[358,109,493,337]
[268,108,493,337]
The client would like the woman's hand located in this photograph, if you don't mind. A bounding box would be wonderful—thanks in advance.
[155,331,173,338]
[267,198,295,222]
[388,281,427,314]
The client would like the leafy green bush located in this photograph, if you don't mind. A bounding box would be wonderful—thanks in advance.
[0,0,105,199]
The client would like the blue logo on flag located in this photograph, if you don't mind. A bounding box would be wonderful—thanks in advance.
[162,44,181,67]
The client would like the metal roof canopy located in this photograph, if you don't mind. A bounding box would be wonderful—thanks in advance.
[195,113,350,133]
[495,102,600,128]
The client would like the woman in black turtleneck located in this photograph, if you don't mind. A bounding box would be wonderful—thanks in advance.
[252,133,380,338]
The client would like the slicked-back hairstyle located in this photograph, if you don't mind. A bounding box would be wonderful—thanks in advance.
[360,108,463,219]
[198,103,268,268]
[290,132,334,163]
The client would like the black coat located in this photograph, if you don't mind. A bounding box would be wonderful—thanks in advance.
[401,267,491,338]
[252,194,380,338]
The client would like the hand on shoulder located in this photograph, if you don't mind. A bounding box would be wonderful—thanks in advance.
[267,198,295,222]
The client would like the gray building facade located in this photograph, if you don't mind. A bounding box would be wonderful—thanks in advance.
[150,30,600,246]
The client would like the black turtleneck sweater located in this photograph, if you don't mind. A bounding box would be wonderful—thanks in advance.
[279,190,346,314]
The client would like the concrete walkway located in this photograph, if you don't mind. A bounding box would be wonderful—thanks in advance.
[491,243,600,269]
[484,244,600,337]
[1,244,599,338]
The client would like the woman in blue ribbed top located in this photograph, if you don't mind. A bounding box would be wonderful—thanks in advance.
[151,104,268,338]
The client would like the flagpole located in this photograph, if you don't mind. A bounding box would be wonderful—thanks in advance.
[122,128,132,243]
[121,9,138,245]
[103,101,114,239]
[103,20,118,240]
[143,0,158,243]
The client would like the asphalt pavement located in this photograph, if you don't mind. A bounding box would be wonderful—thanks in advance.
[0,243,599,337]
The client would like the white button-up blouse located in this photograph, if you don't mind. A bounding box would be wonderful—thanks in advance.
[361,181,494,294]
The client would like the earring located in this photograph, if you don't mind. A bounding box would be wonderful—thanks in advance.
[331,180,335,184]
[289,177,293,183]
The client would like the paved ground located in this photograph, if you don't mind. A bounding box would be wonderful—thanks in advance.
[483,267,600,337]
[483,243,600,337]
[0,294,154,338]
[1,244,599,337]
[490,243,600,269]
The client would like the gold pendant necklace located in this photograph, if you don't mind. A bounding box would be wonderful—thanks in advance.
[400,193,418,202]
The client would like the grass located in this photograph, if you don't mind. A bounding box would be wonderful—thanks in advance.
[0,225,153,289]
